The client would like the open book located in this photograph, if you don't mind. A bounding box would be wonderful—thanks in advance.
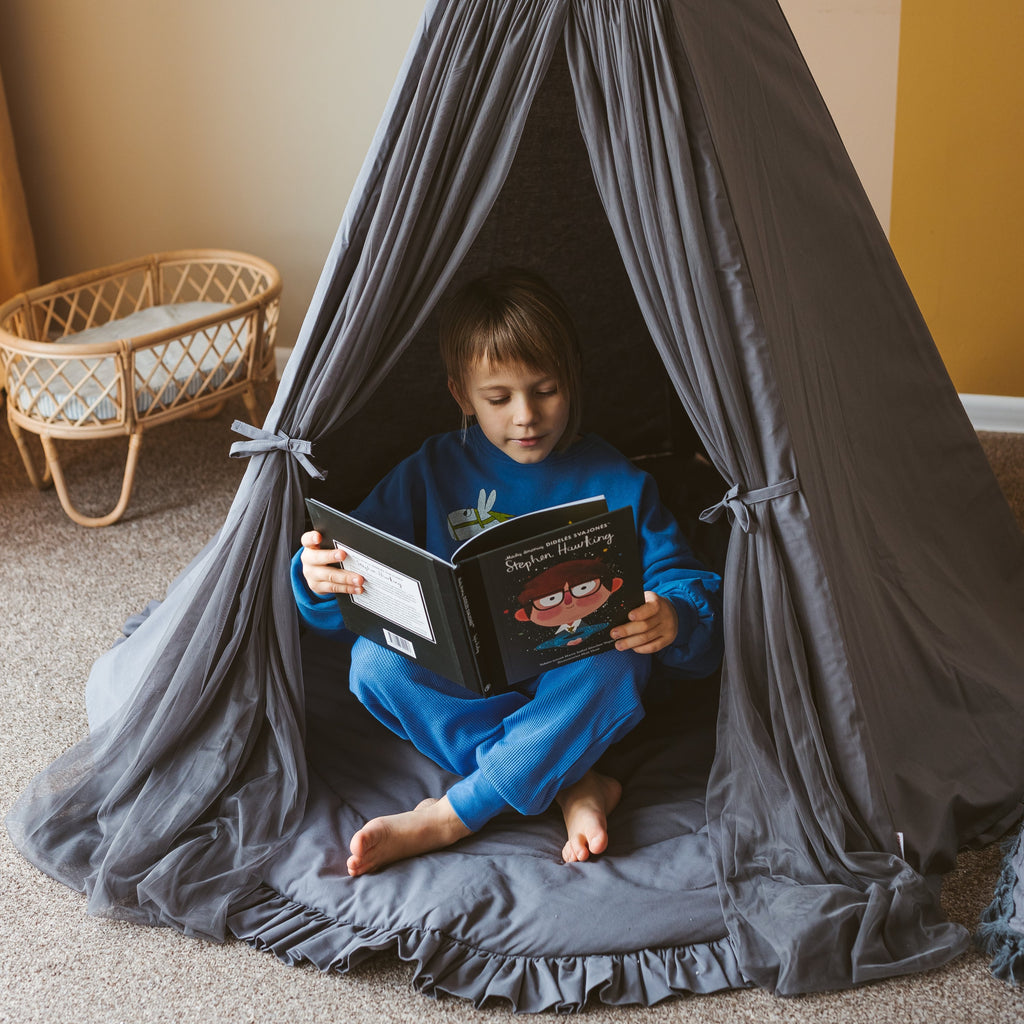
[305,495,643,694]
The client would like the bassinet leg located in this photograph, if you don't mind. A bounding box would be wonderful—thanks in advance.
[40,430,144,528]
[8,418,53,490]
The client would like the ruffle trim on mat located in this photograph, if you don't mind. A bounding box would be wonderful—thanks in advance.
[227,884,751,1012]
[977,829,1024,985]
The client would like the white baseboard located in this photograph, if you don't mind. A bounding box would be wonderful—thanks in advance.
[960,393,1024,433]
[275,346,293,381]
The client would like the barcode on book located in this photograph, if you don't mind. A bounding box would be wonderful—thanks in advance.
[383,629,416,659]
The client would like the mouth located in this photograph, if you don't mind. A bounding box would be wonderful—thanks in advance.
[512,436,544,447]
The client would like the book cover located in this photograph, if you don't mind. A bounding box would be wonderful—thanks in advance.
[305,496,642,694]
[463,505,643,686]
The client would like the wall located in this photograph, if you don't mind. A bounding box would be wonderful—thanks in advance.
[889,0,1024,397]
[0,1,905,371]
[779,0,901,236]
[0,0,424,351]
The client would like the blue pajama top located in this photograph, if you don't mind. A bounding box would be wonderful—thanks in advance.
[293,426,723,679]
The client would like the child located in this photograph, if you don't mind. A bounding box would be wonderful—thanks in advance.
[293,268,722,876]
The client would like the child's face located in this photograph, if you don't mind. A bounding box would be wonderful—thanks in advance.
[450,359,570,465]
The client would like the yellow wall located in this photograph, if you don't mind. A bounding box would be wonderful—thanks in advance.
[890,1,1024,396]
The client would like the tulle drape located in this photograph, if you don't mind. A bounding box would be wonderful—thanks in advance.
[7,0,569,941]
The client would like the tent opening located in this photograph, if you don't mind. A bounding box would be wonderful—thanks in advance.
[310,48,725,575]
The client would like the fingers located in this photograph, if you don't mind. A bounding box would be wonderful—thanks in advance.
[300,534,347,570]
[612,627,668,655]
[611,592,678,655]
[628,593,660,621]
[310,568,365,596]
[299,531,364,595]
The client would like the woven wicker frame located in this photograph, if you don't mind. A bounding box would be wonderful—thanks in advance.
[0,249,281,526]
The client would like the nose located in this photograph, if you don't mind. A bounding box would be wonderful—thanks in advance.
[511,395,537,425]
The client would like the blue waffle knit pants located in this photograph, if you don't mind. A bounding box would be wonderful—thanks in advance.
[348,638,651,831]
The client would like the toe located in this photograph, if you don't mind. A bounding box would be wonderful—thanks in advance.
[586,830,608,857]
[562,833,591,864]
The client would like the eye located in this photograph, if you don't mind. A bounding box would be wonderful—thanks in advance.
[533,591,564,609]
[570,579,601,599]
[486,395,510,406]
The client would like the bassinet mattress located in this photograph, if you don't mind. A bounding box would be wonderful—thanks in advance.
[224,632,747,1012]
[16,302,247,421]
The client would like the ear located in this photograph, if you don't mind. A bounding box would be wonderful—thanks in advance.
[515,608,530,622]
[611,577,623,592]
[448,377,474,415]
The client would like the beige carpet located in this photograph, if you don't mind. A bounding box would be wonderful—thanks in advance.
[2,402,1023,1023]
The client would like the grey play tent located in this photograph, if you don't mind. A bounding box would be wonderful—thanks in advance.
[8,0,1024,1012]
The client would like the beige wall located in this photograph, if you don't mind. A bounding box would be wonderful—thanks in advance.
[0,0,424,350]
[1,1,901,362]
[779,0,901,235]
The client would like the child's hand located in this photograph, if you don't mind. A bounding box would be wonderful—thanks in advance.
[300,531,365,596]
[611,591,678,655]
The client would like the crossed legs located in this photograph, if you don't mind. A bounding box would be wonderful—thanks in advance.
[347,770,624,876]
[346,641,647,875]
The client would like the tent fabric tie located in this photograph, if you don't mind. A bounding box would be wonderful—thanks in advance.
[229,421,327,481]
[699,476,800,533]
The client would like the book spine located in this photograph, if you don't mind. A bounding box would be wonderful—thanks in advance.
[432,564,486,694]
[454,560,506,695]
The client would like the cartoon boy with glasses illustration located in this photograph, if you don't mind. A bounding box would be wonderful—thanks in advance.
[514,558,624,650]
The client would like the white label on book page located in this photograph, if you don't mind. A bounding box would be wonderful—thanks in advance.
[383,629,416,659]
[336,542,436,643]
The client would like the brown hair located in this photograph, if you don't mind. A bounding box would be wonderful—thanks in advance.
[516,558,614,609]
[439,268,583,445]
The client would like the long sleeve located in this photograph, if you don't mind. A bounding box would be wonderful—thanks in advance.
[289,428,724,677]
[290,548,345,634]
[633,475,723,678]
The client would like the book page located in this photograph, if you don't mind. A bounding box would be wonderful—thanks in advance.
[336,542,436,643]
[452,496,608,563]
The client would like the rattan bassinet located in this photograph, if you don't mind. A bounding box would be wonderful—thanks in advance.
[0,249,281,526]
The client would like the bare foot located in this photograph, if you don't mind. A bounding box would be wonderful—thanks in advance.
[346,796,473,877]
[555,771,622,864]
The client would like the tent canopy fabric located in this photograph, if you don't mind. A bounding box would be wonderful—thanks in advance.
[8,0,1024,1011]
